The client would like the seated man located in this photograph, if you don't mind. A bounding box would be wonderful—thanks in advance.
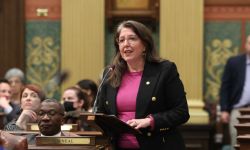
[28,98,77,144]
[0,79,20,124]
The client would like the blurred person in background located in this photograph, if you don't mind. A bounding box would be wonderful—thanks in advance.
[0,79,20,124]
[220,35,250,149]
[4,68,25,105]
[76,79,97,112]
[4,84,45,131]
[62,86,88,130]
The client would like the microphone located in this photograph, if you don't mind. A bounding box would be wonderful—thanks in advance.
[92,65,114,113]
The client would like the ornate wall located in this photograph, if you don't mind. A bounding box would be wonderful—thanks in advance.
[204,6,250,104]
[25,0,61,99]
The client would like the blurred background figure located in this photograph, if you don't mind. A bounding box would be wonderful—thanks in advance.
[26,98,78,145]
[76,79,97,112]
[62,86,88,130]
[4,84,45,131]
[0,79,20,124]
[4,68,25,105]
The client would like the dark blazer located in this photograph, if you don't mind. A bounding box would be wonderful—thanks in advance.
[0,102,20,125]
[220,54,247,112]
[98,60,190,150]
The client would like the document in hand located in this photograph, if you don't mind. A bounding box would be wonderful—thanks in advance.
[95,114,142,135]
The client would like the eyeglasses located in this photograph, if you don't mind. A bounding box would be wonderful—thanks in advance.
[37,110,64,118]
[117,35,139,46]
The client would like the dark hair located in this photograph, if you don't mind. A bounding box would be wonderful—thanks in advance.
[20,84,46,101]
[42,98,65,115]
[64,86,88,110]
[76,79,97,107]
[108,20,161,87]
[0,79,9,84]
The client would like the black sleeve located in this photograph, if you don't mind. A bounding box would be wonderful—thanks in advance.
[152,63,190,129]
[220,58,233,112]
[6,103,20,123]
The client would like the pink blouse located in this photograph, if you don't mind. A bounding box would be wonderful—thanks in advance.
[116,71,142,149]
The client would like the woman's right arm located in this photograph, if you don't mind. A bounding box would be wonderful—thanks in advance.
[16,110,37,130]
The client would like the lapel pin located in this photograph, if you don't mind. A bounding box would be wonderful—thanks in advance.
[152,97,156,101]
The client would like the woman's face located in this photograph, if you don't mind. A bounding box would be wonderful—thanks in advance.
[8,76,23,95]
[118,27,145,63]
[21,88,41,111]
[62,89,83,110]
[0,83,11,100]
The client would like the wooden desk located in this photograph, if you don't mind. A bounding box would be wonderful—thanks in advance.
[237,135,250,150]
[8,131,110,149]
[28,145,99,150]
[237,115,250,124]
[234,144,240,150]
[180,124,213,150]
[234,123,250,136]
[239,108,250,116]
[8,131,103,136]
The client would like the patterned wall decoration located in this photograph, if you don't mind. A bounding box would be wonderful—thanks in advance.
[204,5,250,103]
[204,22,240,103]
[26,21,61,99]
[25,0,61,99]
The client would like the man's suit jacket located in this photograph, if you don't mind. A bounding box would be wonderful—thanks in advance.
[220,54,247,112]
[0,102,20,125]
[98,60,190,150]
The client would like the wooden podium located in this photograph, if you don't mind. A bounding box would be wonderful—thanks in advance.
[25,113,140,150]
[80,113,141,135]
[5,113,141,149]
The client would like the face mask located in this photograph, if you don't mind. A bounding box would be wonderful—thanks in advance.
[63,101,76,112]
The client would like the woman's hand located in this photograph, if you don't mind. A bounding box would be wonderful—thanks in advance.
[16,110,37,129]
[127,118,151,130]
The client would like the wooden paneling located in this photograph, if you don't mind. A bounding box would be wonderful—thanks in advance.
[160,0,203,101]
[160,0,209,124]
[61,0,104,89]
[0,0,25,77]
[205,0,250,6]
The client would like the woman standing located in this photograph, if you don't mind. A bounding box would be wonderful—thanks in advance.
[97,20,189,150]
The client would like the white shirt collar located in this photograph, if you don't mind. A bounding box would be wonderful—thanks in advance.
[41,131,62,137]
[247,54,250,65]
